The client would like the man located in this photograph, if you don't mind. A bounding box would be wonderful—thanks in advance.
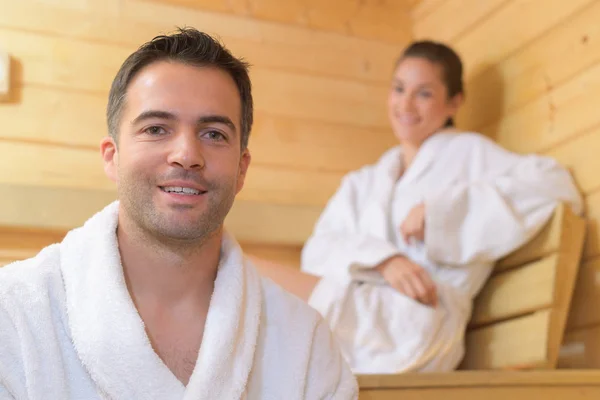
[0,28,357,399]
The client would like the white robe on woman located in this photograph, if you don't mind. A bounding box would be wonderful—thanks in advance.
[302,131,583,374]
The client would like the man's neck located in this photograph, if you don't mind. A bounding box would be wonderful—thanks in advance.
[116,214,221,309]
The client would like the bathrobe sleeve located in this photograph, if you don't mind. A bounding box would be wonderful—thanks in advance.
[304,319,358,399]
[0,302,23,400]
[301,172,400,283]
[424,135,583,266]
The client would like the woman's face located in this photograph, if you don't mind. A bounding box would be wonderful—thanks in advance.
[388,56,462,147]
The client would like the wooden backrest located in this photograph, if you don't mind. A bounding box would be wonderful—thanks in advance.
[460,203,586,370]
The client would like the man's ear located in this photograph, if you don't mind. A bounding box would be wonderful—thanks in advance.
[236,148,251,194]
[101,136,118,183]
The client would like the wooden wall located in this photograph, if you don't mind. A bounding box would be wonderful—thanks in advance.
[412,0,600,369]
[0,0,415,265]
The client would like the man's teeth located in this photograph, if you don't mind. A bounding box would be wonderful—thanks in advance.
[162,186,201,195]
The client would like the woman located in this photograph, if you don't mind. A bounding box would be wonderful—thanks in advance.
[250,41,583,374]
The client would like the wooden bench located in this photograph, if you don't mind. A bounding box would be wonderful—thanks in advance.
[358,370,600,399]
[358,203,589,398]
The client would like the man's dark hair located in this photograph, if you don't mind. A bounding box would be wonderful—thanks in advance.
[107,27,253,149]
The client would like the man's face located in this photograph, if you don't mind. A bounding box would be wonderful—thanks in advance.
[101,61,250,242]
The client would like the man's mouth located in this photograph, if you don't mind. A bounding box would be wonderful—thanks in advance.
[159,186,206,195]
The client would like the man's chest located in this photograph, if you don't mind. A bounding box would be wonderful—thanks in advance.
[144,318,206,385]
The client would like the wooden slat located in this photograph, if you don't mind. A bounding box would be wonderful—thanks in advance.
[141,0,248,15]
[359,386,600,399]
[470,255,557,327]
[0,227,65,266]
[0,28,389,129]
[546,214,586,367]
[452,0,593,77]
[358,370,600,389]
[120,0,405,66]
[412,0,506,42]
[224,200,319,245]
[485,61,600,154]
[239,243,302,269]
[410,0,445,21]
[496,204,567,270]
[559,324,600,369]
[2,85,395,173]
[566,258,600,330]
[546,127,600,196]
[0,183,319,245]
[0,140,344,207]
[583,191,600,259]
[0,1,400,84]
[461,0,600,131]
[140,0,414,43]
[462,310,551,370]
[1,86,106,148]
[0,141,112,192]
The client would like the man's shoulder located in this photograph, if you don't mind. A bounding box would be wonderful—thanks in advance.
[0,244,63,306]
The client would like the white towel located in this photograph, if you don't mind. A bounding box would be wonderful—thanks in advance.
[0,201,357,399]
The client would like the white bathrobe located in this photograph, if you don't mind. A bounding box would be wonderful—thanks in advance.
[302,131,583,374]
[0,202,357,400]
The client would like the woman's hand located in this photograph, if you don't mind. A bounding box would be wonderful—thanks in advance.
[400,203,425,243]
[375,255,438,307]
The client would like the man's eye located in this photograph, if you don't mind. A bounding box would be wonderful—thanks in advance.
[205,131,225,141]
[144,126,167,135]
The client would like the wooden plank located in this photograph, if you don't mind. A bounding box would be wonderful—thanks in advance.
[412,0,506,42]
[0,140,342,206]
[335,1,413,44]
[249,114,396,173]
[546,213,586,367]
[462,1,600,131]
[140,0,248,15]
[359,386,600,400]
[141,0,414,43]
[452,0,593,78]
[546,126,600,196]
[0,227,65,266]
[461,310,551,370]
[2,85,395,173]
[566,258,600,330]
[0,28,389,128]
[250,68,389,129]
[120,0,404,68]
[560,324,600,369]
[583,191,600,259]
[224,200,319,245]
[410,0,445,21]
[358,370,600,389]
[239,243,302,269]
[1,86,106,148]
[0,141,112,191]
[483,61,600,154]
[0,1,399,83]
[0,183,320,245]
[470,255,557,327]
[0,28,127,93]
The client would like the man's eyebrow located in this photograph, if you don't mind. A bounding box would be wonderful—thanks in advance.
[197,115,237,133]
[131,110,177,125]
